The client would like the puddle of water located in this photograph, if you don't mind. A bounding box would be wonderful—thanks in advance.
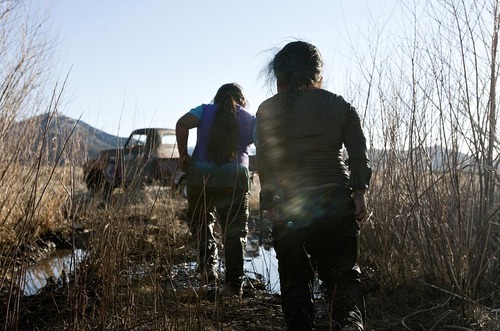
[20,218,281,296]
[244,239,280,294]
[22,249,85,296]
[170,244,281,294]
[170,216,281,293]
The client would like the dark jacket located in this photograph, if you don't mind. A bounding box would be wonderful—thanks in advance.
[256,88,371,211]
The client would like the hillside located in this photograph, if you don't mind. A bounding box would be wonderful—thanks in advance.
[11,112,474,171]
[13,112,128,165]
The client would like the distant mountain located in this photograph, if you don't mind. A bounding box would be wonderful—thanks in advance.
[10,113,476,172]
[368,145,474,172]
[12,112,128,165]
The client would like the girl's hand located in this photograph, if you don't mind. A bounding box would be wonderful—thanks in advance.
[353,190,367,221]
[178,154,191,172]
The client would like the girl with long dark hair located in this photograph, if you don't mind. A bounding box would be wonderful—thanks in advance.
[176,83,255,297]
[256,41,371,330]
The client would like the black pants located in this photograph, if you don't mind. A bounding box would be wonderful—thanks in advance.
[273,213,365,330]
[186,186,249,285]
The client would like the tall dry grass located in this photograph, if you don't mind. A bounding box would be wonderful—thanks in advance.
[0,1,84,328]
[350,0,500,315]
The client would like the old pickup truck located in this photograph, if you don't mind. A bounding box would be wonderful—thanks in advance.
[83,128,186,195]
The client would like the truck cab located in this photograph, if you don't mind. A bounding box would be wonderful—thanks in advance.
[84,128,186,194]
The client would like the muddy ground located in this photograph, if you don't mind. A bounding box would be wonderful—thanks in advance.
[1,189,498,331]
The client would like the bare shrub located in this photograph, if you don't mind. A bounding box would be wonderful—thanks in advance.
[0,1,81,329]
[350,0,500,320]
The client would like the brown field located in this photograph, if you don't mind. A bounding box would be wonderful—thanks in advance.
[0,165,498,330]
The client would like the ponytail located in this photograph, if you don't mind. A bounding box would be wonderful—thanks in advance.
[207,83,246,165]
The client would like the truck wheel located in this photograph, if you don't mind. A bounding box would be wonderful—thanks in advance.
[85,169,106,193]
[86,168,115,194]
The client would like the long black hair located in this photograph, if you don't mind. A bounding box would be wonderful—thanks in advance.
[265,41,324,139]
[267,40,323,91]
[207,83,247,165]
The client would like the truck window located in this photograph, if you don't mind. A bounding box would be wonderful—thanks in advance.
[161,133,176,145]
[126,133,147,148]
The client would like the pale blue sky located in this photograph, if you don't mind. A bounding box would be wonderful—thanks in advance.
[48,0,399,140]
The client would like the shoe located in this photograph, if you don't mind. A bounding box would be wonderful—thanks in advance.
[220,282,243,298]
[200,267,218,286]
[340,324,364,331]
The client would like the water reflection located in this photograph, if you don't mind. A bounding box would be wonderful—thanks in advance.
[244,239,280,294]
[20,218,281,296]
[170,242,280,294]
[22,249,85,296]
